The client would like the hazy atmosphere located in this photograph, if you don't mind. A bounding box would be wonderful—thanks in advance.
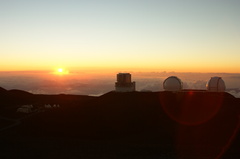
[0,71,240,97]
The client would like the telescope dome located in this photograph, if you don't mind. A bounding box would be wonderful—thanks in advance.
[206,77,226,92]
[163,76,183,91]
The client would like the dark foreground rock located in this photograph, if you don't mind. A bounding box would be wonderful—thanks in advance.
[0,91,240,158]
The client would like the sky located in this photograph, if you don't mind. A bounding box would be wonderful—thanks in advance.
[1,0,240,73]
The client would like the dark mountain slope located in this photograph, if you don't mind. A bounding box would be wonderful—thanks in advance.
[0,87,7,94]
[0,88,34,107]
[0,91,239,158]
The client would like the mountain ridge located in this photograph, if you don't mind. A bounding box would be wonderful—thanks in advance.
[0,88,240,158]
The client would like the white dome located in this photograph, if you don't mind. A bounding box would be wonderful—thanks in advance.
[206,77,226,92]
[163,76,183,91]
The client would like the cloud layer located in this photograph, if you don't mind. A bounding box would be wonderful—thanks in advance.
[0,71,239,98]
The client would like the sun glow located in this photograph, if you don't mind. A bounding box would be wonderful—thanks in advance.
[54,68,69,75]
[58,68,63,73]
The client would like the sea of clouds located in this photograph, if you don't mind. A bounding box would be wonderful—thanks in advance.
[0,71,239,98]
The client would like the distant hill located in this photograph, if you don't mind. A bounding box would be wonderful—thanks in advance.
[0,87,95,108]
[0,89,33,107]
[8,89,33,96]
[0,87,7,94]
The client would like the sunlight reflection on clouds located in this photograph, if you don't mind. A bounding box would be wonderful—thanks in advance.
[0,72,239,97]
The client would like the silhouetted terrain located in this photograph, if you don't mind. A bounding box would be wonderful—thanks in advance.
[0,87,240,158]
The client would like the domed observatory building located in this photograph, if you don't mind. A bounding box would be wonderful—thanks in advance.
[115,73,136,92]
[206,77,226,92]
[163,76,183,92]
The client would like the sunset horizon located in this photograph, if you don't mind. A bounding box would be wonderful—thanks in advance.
[1,0,240,74]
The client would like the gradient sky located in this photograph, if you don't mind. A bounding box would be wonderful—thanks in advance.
[1,0,240,73]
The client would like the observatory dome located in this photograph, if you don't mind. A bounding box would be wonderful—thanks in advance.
[163,76,183,91]
[206,77,226,92]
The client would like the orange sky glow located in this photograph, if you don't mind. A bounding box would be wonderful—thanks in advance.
[1,1,240,73]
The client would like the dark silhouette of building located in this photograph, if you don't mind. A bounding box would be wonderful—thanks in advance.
[115,73,136,92]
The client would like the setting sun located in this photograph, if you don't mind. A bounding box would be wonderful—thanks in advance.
[58,68,63,73]
[54,68,69,75]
